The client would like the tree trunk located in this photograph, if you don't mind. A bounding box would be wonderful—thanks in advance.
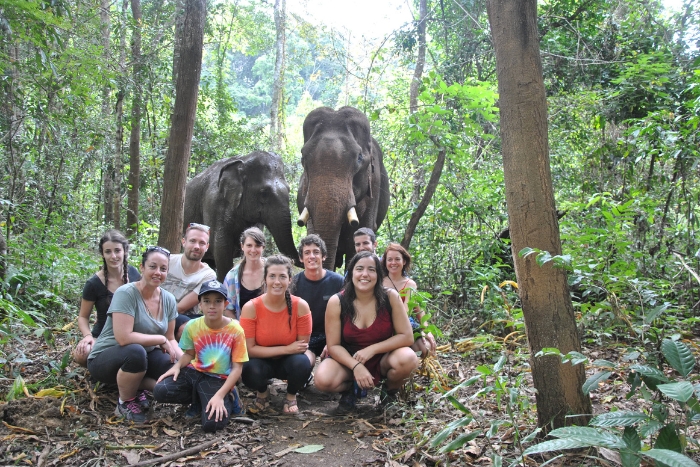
[100,0,114,225]
[157,0,206,253]
[409,0,427,114]
[114,0,129,231]
[487,0,591,431]
[126,0,143,238]
[401,140,445,251]
[269,0,286,152]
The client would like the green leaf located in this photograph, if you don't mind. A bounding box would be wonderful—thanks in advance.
[591,411,648,427]
[430,417,474,447]
[523,438,594,455]
[438,430,482,453]
[6,375,26,401]
[548,426,627,449]
[630,365,671,384]
[657,382,695,403]
[293,445,324,453]
[655,423,682,453]
[661,339,695,377]
[442,375,480,399]
[639,420,664,438]
[642,449,699,467]
[583,371,612,394]
[620,427,641,467]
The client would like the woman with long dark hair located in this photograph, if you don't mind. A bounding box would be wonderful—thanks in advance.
[223,227,266,319]
[314,251,418,412]
[72,230,140,367]
[87,246,182,423]
[239,255,312,414]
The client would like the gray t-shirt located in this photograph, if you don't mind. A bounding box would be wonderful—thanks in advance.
[88,283,178,360]
[161,254,216,315]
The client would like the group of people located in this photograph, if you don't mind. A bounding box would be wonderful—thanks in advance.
[72,224,436,432]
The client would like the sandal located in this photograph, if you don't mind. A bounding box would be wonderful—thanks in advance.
[283,398,298,414]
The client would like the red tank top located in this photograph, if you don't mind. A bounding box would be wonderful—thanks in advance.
[341,302,393,385]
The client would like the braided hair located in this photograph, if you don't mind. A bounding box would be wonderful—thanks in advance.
[263,254,294,328]
[237,227,266,283]
[340,251,388,325]
[98,230,130,287]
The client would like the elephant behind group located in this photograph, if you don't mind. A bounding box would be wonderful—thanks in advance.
[183,151,298,280]
[297,106,390,270]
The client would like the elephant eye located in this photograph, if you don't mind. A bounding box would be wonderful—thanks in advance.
[357,152,363,163]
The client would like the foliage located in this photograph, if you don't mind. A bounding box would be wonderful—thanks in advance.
[529,338,700,466]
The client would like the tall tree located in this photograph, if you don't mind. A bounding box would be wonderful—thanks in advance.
[157,0,206,252]
[269,0,286,152]
[409,0,427,114]
[100,0,114,225]
[487,0,591,430]
[114,0,129,231]
[126,0,143,238]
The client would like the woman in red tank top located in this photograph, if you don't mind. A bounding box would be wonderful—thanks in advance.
[314,251,418,412]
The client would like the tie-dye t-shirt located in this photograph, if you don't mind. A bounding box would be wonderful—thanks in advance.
[179,317,249,379]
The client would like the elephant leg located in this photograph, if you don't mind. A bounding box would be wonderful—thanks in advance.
[213,232,237,281]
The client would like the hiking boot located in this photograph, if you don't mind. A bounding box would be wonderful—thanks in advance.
[136,390,150,410]
[337,389,356,413]
[115,398,147,423]
[380,384,399,407]
[231,387,245,416]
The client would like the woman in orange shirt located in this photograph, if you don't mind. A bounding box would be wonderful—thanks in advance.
[240,255,312,413]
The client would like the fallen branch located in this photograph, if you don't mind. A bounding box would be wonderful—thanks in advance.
[673,252,700,287]
[105,444,157,450]
[129,438,218,467]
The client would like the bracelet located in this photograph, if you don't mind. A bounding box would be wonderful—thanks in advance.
[352,362,362,372]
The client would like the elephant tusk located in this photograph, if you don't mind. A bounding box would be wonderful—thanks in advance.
[347,207,359,228]
[297,207,310,227]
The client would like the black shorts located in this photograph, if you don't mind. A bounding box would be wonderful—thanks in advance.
[308,334,326,357]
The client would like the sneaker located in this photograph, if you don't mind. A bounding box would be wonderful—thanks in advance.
[231,387,245,416]
[136,390,150,410]
[115,398,147,423]
[337,389,356,413]
[184,400,201,420]
[302,373,314,390]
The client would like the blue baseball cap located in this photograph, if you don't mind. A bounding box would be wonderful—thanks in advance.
[198,280,227,300]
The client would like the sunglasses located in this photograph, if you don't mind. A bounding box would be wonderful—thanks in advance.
[188,222,211,232]
[145,245,171,257]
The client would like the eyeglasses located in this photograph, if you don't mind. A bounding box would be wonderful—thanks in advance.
[188,222,211,232]
[145,246,171,257]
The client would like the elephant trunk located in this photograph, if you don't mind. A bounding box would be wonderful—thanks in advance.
[303,174,354,270]
[267,209,298,262]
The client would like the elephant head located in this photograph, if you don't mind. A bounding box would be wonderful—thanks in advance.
[184,151,298,280]
[297,107,390,270]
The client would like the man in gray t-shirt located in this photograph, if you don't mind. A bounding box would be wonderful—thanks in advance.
[161,224,216,339]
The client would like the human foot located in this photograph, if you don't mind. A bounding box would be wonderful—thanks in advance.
[283,398,298,413]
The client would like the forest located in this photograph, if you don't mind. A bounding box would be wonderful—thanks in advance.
[0,0,699,465]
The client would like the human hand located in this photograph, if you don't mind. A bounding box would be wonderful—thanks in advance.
[159,338,179,363]
[206,395,228,422]
[157,364,179,383]
[352,347,375,364]
[424,332,437,356]
[287,340,309,355]
[320,345,329,359]
[352,363,374,389]
[77,335,94,355]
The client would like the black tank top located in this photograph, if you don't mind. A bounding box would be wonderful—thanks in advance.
[239,283,263,310]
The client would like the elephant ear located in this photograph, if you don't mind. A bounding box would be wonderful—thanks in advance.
[217,159,245,210]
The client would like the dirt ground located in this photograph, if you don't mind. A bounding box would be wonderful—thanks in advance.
[2,331,699,466]
[0,333,450,467]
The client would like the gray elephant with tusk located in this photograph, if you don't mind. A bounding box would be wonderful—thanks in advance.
[297,106,390,271]
[183,151,299,281]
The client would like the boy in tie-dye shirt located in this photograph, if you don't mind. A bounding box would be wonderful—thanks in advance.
[154,280,248,432]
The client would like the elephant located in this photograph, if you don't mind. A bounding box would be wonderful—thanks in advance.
[183,151,298,281]
[296,106,390,270]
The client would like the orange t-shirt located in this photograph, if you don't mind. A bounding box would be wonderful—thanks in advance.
[240,295,312,347]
